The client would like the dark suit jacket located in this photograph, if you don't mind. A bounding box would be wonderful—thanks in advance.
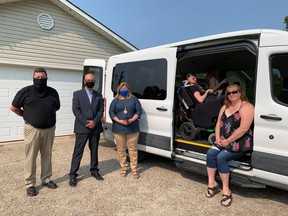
[72,88,104,134]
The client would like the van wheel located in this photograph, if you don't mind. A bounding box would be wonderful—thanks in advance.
[126,150,147,163]
[179,122,196,140]
[208,133,216,144]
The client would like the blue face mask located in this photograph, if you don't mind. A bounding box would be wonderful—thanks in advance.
[120,89,129,96]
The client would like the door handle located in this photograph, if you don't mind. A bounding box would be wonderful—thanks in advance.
[156,107,168,111]
[260,115,282,121]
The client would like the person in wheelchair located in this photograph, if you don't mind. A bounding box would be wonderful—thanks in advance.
[179,73,223,132]
[183,73,214,103]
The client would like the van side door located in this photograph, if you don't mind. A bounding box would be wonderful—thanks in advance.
[253,46,288,189]
[106,48,178,158]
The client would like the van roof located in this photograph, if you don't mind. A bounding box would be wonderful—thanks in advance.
[144,29,288,50]
[109,29,288,59]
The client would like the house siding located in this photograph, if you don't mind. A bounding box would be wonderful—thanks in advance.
[0,0,126,70]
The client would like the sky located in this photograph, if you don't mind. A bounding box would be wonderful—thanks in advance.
[69,0,288,49]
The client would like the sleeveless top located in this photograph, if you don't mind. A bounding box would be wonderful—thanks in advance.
[219,103,253,152]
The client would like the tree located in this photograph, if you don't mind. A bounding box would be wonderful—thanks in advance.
[284,16,288,31]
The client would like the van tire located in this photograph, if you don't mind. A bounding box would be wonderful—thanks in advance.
[179,122,197,140]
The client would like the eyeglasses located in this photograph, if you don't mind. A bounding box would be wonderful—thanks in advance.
[227,90,239,96]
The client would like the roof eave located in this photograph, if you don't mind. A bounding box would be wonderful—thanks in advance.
[50,0,138,52]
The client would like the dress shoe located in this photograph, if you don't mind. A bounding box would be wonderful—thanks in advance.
[91,172,104,181]
[42,180,58,189]
[69,178,77,187]
[27,186,37,196]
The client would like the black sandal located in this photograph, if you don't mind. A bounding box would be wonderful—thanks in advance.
[221,194,233,207]
[205,185,219,198]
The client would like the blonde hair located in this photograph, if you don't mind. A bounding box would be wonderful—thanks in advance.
[115,82,132,99]
[224,84,249,108]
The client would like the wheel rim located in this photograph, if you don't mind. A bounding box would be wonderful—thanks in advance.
[179,122,196,140]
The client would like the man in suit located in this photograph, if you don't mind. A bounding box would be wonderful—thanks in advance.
[68,73,104,187]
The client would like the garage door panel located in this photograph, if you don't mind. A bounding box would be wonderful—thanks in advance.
[0,108,9,117]
[57,122,74,135]
[0,127,10,136]
[0,123,23,141]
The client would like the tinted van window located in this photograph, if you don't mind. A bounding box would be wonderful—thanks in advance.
[112,59,167,100]
[83,66,103,92]
[271,54,288,105]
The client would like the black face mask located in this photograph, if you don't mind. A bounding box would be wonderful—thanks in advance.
[85,82,95,89]
[33,78,47,93]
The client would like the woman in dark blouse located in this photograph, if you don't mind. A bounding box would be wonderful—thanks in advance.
[109,82,142,178]
[205,84,254,207]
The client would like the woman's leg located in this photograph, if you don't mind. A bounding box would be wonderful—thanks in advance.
[217,150,245,206]
[206,148,220,196]
[207,167,217,188]
[126,132,139,173]
[113,133,129,171]
[219,172,230,195]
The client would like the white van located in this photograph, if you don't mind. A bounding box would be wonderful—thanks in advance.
[84,29,288,191]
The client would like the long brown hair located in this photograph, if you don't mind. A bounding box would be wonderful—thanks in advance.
[115,82,132,99]
[224,84,249,108]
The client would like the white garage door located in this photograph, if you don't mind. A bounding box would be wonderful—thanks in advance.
[0,65,82,142]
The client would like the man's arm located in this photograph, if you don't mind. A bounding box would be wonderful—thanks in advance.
[10,105,23,117]
[72,91,88,126]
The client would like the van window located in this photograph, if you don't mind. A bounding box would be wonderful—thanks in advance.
[112,59,167,100]
[83,66,103,92]
[271,54,288,105]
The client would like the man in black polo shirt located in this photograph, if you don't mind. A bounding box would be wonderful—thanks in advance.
[10,68,60,196]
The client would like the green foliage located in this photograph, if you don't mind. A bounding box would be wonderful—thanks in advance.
[284,16,288,31]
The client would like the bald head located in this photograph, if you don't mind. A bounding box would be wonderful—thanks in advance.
[84,73,96,89]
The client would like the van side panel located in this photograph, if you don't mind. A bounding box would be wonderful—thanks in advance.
[252,151,288,176]
[139,133,170,151]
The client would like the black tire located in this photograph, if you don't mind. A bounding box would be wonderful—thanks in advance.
[208,133,216,144]
[179,122,197,140]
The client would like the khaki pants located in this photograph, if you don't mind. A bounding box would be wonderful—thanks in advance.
[24,123,55,187]
[113,133,139,172]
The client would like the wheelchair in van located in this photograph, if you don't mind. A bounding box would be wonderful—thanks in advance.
[176,86,222,143]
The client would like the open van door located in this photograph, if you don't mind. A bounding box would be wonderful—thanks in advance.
[83,59,106,96]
